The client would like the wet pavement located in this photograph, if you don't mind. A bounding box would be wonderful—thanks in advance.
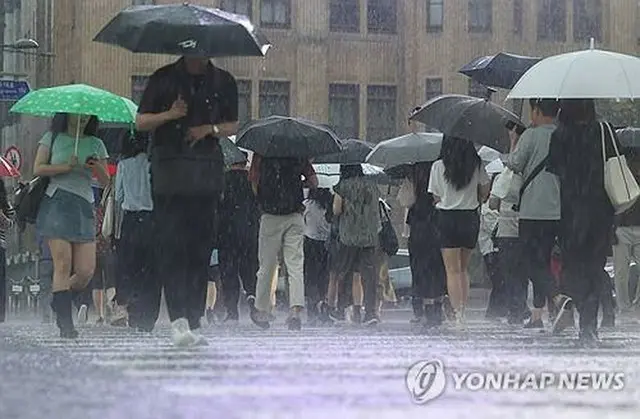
[1,308,640,419]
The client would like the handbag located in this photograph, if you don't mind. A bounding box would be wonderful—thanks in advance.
[491,168,523,200]
[378,200,399,256]
[601,122,640,214]
[101,194,114,238]
[14,133,58,228]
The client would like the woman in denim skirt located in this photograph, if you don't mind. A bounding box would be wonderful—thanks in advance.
[34,113,110,338]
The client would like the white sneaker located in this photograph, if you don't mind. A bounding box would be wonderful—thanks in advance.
[77,304,88,325]
[171,318,198,347]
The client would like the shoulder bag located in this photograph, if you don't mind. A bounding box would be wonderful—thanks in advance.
[601,121,640,214]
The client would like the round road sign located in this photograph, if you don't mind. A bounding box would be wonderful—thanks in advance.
[4,146,21,171]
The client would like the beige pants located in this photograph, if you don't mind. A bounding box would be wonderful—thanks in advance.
[613,226,640,310]
[255,213,305,312]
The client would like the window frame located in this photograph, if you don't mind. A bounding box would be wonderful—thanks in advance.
[258,80,291,118]
[468,0,492,33]
[329,0,360,33]
[573,0,602,43]
[260,0,292,29]
[426,0,444,32]
[367,0,397,34]
[366,84,397,143]
[537,0,567,42]
[220,0,253,19]
[328,83,360,139]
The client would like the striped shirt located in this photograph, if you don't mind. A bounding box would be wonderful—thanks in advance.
[0,206,16,249]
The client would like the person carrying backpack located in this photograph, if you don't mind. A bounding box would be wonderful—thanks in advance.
[248,155,318,330]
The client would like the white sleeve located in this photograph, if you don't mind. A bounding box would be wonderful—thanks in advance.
[428,163,442,197]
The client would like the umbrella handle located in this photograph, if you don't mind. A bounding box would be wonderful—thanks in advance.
[74,119,80,156]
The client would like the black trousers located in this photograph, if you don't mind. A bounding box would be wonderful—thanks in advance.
[408,221,446,300]
[0,248,5,322]
[334,246,378,316]
[154,196,218,330]
[219,230,258,318]
[119,211,160,331]
[519,220,558,308]
[495,237,528,319]
[303,237,329,314]
[484,252,508,317]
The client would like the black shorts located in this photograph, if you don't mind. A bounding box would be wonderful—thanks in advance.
[437,209,480,250]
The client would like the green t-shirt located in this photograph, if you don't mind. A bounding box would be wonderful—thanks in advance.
[39,131,109,203]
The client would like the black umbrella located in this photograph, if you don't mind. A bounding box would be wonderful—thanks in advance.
[236,116,342,158]
[93,3,271,57]
[409,94,523,153]
[459,52,542,90]
[617,127,640,148]
[313,139,373,164]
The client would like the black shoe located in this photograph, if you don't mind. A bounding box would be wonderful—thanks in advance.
[286,315,302,331]
[524,319,544,329]
[223,313,239,324]
[329,307,345,322]
[250,309,270,330]
[363,314,380,326]
[51,291,78,339]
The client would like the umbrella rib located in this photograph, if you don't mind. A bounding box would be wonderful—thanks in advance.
[555,55,580,99]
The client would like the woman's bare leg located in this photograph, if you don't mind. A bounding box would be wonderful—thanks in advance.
[441,248,463,311]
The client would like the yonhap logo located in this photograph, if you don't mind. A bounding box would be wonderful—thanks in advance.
[405,359,447,404]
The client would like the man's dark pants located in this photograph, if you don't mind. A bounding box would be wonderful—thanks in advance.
[219,228,258,318]
[154,195,218,330]
[118,211,159,331]
[519,220,559,309]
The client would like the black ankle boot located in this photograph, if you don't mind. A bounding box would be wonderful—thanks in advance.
[51,291,78,339]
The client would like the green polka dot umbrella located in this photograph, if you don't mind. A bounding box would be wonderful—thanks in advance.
[10,83,137,124]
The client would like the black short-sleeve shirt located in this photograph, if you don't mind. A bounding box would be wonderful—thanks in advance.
[138,58,238,131]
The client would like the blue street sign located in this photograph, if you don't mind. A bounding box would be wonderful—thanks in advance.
[0,79,30,101]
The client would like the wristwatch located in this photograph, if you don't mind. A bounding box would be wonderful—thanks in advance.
[212,124,220,135]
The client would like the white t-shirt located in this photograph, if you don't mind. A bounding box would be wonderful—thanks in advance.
[428,160,490,210]
[490,169,520,238]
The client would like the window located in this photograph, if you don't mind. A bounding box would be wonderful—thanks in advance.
[538,0,566,41]
[220,0,252,18]
[468,0,492,33]
[131,75,149,104]
[573,0,601,42]
[237,80,252,127]
[329,84,360,139]
[366,85,396,142]
[367,0,397,34]
[330,0,360,33]
[260,0,291,28]
[427,0,444,32]
[425,78,443,101]
[513,0,523,36]
[259,81,290,117]
[132,0,155,4]
[468,79,486,98]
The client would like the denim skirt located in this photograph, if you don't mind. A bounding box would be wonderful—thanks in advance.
[36,189,95,243]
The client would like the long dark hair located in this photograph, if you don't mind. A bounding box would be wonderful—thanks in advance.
[50,113,99,136]
[308,187,333,212]
[558,99,597,125]
[340,164,364,180]
[440,136,481,190]
[411,161,432,197]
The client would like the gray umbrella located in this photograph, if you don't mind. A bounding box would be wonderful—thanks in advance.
[365,132,443,169]
[616,127,640,148]
[313,139,373,164]
[220,136,247,166]
[409,94,522,153]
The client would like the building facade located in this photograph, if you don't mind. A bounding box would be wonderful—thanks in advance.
[54,0,639,142]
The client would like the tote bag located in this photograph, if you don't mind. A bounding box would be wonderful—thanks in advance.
[601,122,640,215]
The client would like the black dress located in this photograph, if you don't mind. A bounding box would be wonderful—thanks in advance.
[547,121,618,335]
[407,190,446,300]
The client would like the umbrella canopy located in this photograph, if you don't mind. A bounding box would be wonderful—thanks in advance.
[313,163,389,189]
[617,127,640,149]
[366,132,443,169]
[313,139,373,164]
[219,136,247,166]
[409,94,522,153]
[459,52,542,90]
[10,84,137,124]
[236,116,341,158]
[507,40,640,100]
[0,156,20,178]
[93,3,271,57]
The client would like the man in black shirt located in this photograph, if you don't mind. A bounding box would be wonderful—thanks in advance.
[136,56,238,346]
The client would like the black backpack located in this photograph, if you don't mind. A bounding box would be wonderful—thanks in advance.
[258,158,304,215]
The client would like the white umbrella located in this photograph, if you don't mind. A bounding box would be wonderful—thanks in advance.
[485,158,505,174]
[365,132,443,169]
[507,39,640,100]
[313,163,384,189]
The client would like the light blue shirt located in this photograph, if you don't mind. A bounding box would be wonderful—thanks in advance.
[40,132,109,203]
[115,153,153,212]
